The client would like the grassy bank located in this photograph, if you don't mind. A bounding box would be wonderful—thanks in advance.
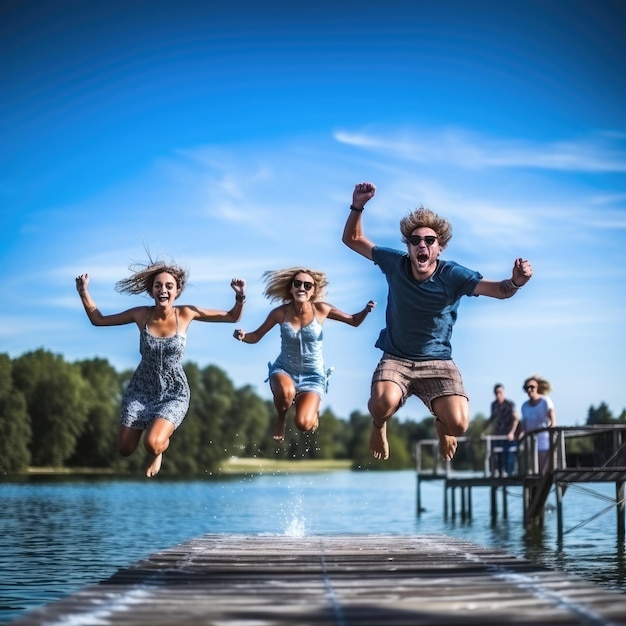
[216,457,353,475]
[18,458,353,477]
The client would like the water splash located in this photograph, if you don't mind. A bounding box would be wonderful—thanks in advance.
[280,489,308,537]
[283,515,307,537]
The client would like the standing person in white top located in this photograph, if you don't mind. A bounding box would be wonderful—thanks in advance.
[519,375,556,473]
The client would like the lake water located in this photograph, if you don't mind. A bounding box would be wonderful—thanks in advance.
[1,469,625,623]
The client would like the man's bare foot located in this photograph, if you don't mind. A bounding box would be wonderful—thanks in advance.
[369,419,389,460]
[272,415,287,441]
[146,453,163,478]
[434,418,457,461]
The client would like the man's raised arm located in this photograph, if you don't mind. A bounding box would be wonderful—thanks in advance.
[342,182,377,260]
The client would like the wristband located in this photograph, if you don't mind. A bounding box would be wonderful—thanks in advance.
[350,204,364,212]
[235,294,246,302]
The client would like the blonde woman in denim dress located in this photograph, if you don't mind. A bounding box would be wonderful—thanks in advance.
[76,259,246,477]
[234,268,375,441]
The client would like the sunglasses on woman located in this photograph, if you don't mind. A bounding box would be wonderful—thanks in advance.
[292,279,314,291]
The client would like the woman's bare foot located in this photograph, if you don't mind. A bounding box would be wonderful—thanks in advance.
[309,413,319,434]
[369,419,389,460]
[434,418,457,461]
[146,453,163,477]
[272,414,287,441]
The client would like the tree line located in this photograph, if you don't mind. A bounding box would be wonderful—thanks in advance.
[1,348,624,475]
[0,349,435,474]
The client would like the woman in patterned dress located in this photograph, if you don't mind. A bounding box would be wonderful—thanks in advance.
[233,268,375,441]
[76,259,246,477]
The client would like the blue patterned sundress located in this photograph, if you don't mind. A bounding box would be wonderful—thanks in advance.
[120,308,190,430]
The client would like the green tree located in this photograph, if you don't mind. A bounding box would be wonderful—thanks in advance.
[319,408,352,460]
[69,358,121,468]
[306,407,340,460]
[587,402,615,425]
[0,354,31,472]
[350,414,412,470]
[347,410,371,460]
[229,384,272,457]
[12,349,88,467]
[174,363,235,473]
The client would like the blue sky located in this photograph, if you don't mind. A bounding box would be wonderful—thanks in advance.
[2,0,625,428]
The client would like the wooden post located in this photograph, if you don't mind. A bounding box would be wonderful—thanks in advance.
[617,480,625,542]
[523,481,530,527]
[451,485,457,520]
[461,486,467,521]
[416,473,422,517]
[556,482,564,540]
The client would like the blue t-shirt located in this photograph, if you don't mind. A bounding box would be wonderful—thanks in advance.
[372,246,482,361]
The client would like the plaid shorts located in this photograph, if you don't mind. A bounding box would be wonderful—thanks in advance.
[371,353,468,414]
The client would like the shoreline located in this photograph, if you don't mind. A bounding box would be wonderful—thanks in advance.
[9,458,354,478]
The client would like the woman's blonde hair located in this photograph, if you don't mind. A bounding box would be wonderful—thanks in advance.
[523,375,552,395]
[262,267,328,303]
[115,258,188,300]
[400,205,453,249]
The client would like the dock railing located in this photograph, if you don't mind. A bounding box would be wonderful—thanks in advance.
[414,424,626,539]
[414,433,519,477]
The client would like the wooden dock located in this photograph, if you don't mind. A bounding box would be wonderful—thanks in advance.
[9,534,626,625]
[415,425,626,537]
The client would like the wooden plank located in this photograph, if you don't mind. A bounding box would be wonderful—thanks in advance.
[9,534,626,625]
[554,468,626,482]
[445,476,524,487]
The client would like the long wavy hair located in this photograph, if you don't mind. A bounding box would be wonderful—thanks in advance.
[523,375,552,396]
[262,267,328,303]
[399,205,453,250]
[115,257,189,300]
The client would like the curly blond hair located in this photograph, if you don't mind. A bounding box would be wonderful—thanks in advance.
[262,267,328,303]
[523,375,552,395]
[115,259,188,299]
[400,206,453,249]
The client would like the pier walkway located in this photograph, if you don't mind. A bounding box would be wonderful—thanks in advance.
[415,425,626,537]
[9,534,626,626]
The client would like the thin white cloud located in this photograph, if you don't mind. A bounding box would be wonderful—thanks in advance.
[590,193,626,205]
[334,128,626,173]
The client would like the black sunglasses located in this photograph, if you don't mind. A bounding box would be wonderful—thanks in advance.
[408,235,438,246]
[292,279,314,291]
[525,385,537,391]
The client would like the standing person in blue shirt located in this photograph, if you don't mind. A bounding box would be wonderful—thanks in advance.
[342,182,533,462]
[485,384,520,476]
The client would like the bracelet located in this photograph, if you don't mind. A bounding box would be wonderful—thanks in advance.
[350,204,364,212]
[508,278,522,289]
[235,294,246,302]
